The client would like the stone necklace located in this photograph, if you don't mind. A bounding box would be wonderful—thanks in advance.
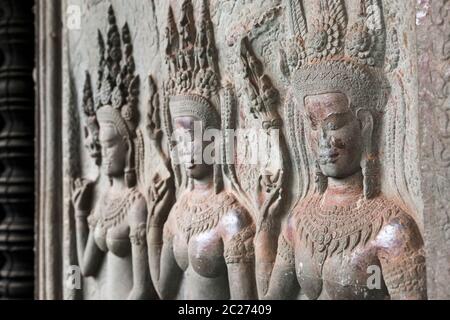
[175,189,236,242]
[295,195,399,272]
[95,187,139,230]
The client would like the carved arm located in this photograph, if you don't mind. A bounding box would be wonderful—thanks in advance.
[71,178,104,277]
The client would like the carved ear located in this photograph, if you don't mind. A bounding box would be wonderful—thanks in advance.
[125,137,131,150]
[356,108,374,155]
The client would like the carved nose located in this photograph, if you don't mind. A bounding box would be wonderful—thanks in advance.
[319,127,331,148]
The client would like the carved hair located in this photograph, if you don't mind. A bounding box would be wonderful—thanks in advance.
[168,95,220,129]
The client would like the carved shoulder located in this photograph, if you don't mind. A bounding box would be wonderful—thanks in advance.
[220,201,254,241]
[376,208,424,258]
[219,194,255,265]
[375,208,427,299]
[128,189,147,226]
[126,189,147,246]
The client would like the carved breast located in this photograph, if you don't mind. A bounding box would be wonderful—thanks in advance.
[295,242,388,300]
[293,195,397,300]
[171,191,235,279]
[173,230,226,278]
[92,188,139,258]
[94,219,131,258]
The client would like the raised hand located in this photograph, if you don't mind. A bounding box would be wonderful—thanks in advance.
[257,169,284,233]
[147,173,175,228]
[71,178,95,213]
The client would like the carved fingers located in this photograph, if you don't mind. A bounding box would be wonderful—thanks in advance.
[258,171,284,233]
[71,178,95,212]
[147,174,175,228]
[260,168,283,192]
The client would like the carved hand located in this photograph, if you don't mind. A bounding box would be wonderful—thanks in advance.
[257,169,284,233]
[71,178,95,213]
[147,174,175,228]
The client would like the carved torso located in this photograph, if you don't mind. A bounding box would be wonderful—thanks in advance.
[165,189,255,299]
[91,187,143,257]
[283,194,425,300]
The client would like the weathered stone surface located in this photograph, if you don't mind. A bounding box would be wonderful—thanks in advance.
[417,0,450,300]
[35,0,450,300]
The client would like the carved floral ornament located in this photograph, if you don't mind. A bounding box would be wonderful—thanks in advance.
[72,0,428,300]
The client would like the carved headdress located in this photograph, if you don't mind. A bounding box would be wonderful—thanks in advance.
[281,0,387,113]
[164,0,220,129]
[282,0,388,199]
[162,0,224,194]
[82,5,141,187]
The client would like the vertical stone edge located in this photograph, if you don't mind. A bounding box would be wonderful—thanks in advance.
[417,0,450,300]
[36,0,63,300]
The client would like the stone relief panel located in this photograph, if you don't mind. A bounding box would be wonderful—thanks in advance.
[417,0,450,299]
[69,6,153,300]
[61,0,429,300]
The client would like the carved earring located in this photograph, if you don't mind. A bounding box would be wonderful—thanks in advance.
[315,161,328,194]
[361,156,380,199]
[213,163,223,194]
[210,136,223,194]
[124,137,137,188]
[356,108,379,199]
[188,176,194,191]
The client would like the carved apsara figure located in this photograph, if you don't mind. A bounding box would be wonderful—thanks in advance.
[146,0,257,300]
[255,0,427,300]
[71,6,154,300]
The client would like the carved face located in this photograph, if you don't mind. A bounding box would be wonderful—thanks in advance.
[304,92,364,179]
[84,120,101,165]
[98,121,127,178]
[173,116,213,180]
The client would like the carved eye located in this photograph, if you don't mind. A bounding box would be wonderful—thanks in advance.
[327,122,338,131]
[309,116,318,130]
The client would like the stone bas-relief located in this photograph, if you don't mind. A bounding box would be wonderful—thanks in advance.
[67,0,431,300]
[71,6,154,300]
[417,0,450,299]
[146,0,257,300]
[255,0,426,300]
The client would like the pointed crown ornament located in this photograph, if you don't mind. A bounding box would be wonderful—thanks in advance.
[165,0,221,129]
[281,0,387,114]
[83,5,140,140]
[82,5,141,187]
